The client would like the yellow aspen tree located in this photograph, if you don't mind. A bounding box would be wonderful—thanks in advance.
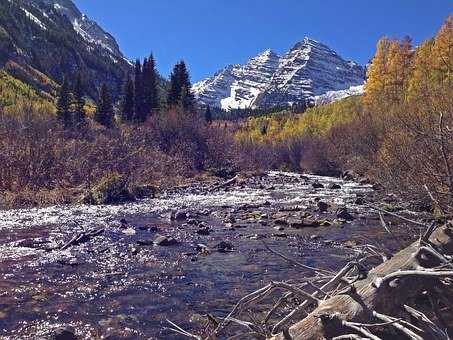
[364,37,390,111]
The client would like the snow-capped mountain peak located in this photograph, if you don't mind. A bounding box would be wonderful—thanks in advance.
[193,38,365,110]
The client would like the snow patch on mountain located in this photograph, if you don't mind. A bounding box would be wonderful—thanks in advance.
[21,7,47,30]
[314,85,365,105]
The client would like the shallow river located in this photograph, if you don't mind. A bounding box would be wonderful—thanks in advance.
[0,171,413,339]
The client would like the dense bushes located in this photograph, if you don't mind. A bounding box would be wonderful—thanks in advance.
[0,106,237,208]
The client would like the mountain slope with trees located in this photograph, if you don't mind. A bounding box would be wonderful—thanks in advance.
[0,0,130,100]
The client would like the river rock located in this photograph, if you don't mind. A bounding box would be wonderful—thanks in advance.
[317,201,329,212]
[354,197,365,205]
[342,170,358,181]
[196,244,210,255]
[172,210,188,221]
[336,208,354,221]
[273,233,288,238]
[153,235,178,246]
[196,226,211,236]
[53,326,77,340]
[136,239,154,246]
[122,228,136,236]
[248,234,266,240]
[274,218,289,226]
[312,181,324,189]
[216,241,233,253]
[328,183,342,190]
[139,225,159,232]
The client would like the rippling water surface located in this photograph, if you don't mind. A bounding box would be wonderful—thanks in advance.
[0,172,409,339]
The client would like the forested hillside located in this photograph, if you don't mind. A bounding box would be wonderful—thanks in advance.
[236,16,452,210]
[0,0,130,99]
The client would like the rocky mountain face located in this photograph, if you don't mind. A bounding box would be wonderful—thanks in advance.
[193,38,365,110]
[0,0,131,99]
[38,0,124,59]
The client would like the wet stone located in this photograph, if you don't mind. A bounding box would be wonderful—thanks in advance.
[336,208,354,221]
[53,326,77,340]
[273,233,288,238]
[355,197,365,205]
[137,239,154,246]
[312,181,324,189]
[328,183,342,190]
[139,225,159,232]
[274,219,289,226]
[317,201,329,212]
[172,210,188,221]
[196,244,210,255]
[153,235,178,246]
[248,234,266,240]
[196,227,211,236]
[215,241,234,253]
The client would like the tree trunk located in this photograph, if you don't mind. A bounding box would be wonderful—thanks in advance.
[270,223,453,340]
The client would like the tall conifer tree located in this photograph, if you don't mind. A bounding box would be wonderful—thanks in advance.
[134,59,144,122]
[57,76,72,129]
[205,105,213,124]
[73,73,86,129]
[167,60,195,110]
[121,75,135,122]
[94,84,114,127]
[142,53,159,119]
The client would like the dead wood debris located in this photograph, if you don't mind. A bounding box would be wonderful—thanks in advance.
[167,208,453,340]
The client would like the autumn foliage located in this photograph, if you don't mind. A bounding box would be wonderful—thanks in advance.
[236,16,453,211]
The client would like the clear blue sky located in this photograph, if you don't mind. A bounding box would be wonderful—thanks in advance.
[74,0,452,82]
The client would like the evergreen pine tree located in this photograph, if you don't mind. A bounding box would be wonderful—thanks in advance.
[56,76,72,128]
[205,105,213,124]
[94,84,114,127]
[167,60,195,110]
[142,53,159,118]
[167,63,181,107]
[73,73,86,129]
[133,59,144,122]
[121,75,135,122]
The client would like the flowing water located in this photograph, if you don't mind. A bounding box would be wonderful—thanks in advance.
[0,172,414,339]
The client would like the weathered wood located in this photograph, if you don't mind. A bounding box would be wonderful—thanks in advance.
[270,223,453,340]
[60,228,104,250]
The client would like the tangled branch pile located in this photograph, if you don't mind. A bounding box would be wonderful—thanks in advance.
[169,216,453,340]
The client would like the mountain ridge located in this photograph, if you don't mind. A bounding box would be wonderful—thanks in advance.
[193,37,365,110]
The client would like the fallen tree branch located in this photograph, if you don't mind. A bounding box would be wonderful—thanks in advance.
[60,227,104,250]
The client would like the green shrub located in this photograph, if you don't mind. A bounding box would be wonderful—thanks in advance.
[88,173,133,205]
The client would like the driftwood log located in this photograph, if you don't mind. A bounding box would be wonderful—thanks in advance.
[270,222,453,340]
[60,227,104,250]
[167,220,453,340]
